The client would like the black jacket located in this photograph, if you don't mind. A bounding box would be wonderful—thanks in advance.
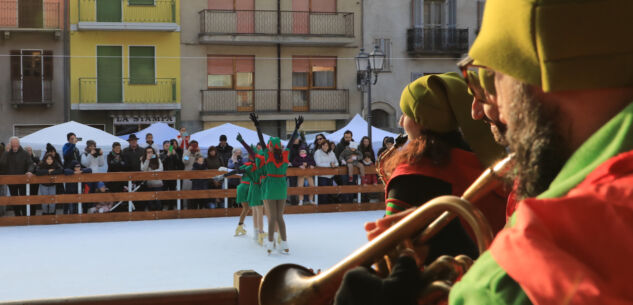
[335,138,352,160]
[35,162,64,186]
[216,144,233,167]
[160,150,184,171]
[0,146,35,175]
[191,162,209,190]
[107,151,127,172]
[122,146,144,172]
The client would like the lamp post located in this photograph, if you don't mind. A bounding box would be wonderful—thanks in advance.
[356,45,385,143]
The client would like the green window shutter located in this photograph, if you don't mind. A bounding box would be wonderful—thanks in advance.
[128,0,155,5]
[129,46,155,84]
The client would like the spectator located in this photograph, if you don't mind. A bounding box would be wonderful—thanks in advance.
[227,147,245,190]
[376,136,395,160]
[205,146,222,206]
[191,156,210,209]
[87,182,113,214]
[329,141,337,154]
[25,145,40,197]
[0,137,35,216]
[314,140,339,204]
[169,139,183,159]
[35,153,63,215]
[335,130,354,159]
[43,143,63,167]
[160,140,184,210]
[359,136,376,163]
[145,133,160,153]
[62,132,81,169]
[287,135,304,205]
[122,134,143,172]
[177,127,190,150]
[288,136,303,164]
[81,140,105,173]
[310,133,327,156]
[63,160,91,214]
[339,141,365,184]
[216,135,233,167]
[291,144,316,205]
[182,140,202,209]
[141,147,163,211]
[106,142,126,193]
[361,152,378,185]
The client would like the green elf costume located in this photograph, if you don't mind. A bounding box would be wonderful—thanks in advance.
[450,0,633,304]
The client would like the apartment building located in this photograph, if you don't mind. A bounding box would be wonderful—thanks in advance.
[363,0,484,131]
[0,0,66,141]
[69,0,181,135]
[181,0,362,137]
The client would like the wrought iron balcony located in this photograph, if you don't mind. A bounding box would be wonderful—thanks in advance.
[76,78,179,110]
[199,10,354,45]
[78,0,178,31]
[0,0,61,30]
[201,89,349,114]
[11,79,53,106]
[407,27,469,56]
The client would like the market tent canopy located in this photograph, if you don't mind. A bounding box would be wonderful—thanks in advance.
[119,123,180,148]
[20,121,124,154]
[325,114,398,151]
[190,123,274,152]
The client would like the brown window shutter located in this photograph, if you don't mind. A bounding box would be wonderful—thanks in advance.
[44,51,53,80]
[10,50,21,80]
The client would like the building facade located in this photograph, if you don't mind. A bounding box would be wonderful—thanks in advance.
[0,0,66,141]
[180,0,362,137]
[363,0,484,132]
[69,0,181,135]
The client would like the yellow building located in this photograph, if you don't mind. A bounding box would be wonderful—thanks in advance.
[70,0,181,135]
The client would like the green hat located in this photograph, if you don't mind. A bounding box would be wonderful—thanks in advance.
[470,0,633,92]
[400,72,506,167]
[267,137,282,150]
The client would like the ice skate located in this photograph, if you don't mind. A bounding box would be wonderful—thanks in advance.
[257,232,266,246]
[275,232,282,244]
[234,224,247,236]
[265,239,274,255]
[278,240,289,254]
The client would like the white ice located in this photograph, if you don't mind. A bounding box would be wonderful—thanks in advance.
[0,210,384,302]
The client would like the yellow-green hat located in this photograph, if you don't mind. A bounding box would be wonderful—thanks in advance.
[470,0,633,92]
[400,72,506,167]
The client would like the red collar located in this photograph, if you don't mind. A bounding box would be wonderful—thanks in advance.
[267,149,289,168]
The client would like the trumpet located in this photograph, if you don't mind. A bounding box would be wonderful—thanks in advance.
[258,154,515,305]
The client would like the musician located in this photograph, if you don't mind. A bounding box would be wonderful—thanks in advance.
[339,0,633,304]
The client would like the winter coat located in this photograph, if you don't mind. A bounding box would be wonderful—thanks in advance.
[183,149,203,171]
[291,153,316,168]
[205,155,222,170]
[63,167,92,194]
[339,147,362,165]
[81,152,105,173]
[359,145,376,163]
[334,138,352,159]
[62,143,81,169]
[314,149,339,179]
[122,146,144,172]
[141,158,163,188]
[107,151,127,172]
[191,162,209,190]
[160,150,184,171]
[216,144,233,167]
[35,162,64,186]
[0,146,35,175]
[228,156,245,170]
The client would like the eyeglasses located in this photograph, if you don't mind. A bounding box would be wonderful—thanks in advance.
[457,56,496,104]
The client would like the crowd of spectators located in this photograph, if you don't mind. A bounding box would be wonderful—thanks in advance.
[0,129,389,216]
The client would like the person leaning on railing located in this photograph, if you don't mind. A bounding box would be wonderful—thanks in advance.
[0,137,35,217]
[160,140,184,210]
[35,153,64,215]
[291,144,316,205]
[63,160,92,214]
[313,140,339,204]
[140,147,164,212]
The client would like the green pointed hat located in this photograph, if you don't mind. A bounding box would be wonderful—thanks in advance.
[267,137,282,150]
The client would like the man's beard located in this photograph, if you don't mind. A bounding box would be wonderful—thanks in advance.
[504,82,568,200]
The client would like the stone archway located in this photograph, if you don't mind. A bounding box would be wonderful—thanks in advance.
[370,101,397,131]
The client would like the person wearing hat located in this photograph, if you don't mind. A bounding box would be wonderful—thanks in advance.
[339,141,365,184]
[376,136,395,161]
[216,134,234,167]
[122,134,143,172]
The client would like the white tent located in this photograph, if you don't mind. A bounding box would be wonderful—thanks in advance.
[20,121,124,155]
[190,123,273,152]
[119,123,180,149]
[325,114,398,151]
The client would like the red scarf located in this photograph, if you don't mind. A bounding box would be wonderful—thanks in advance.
[177,135,189,150]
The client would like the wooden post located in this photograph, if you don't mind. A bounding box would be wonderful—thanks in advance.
[233,270,262,305]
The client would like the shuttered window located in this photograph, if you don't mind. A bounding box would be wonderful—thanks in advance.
[129,46,155,84]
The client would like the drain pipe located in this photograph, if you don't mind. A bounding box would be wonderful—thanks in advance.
[63,0,70,122]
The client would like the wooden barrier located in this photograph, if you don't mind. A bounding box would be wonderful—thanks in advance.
[0,166,386,226]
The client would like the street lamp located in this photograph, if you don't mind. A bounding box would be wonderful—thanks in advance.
[356,45,385,143]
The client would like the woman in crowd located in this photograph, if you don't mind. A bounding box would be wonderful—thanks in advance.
[141,147,163,211]
[106,142,126,193]
[250,112,303,254]
[376,136,394,160]
[359,136,376,163]
[35,153,64,215]
[291,144,316,205]
[81,140,105,173]
[160,140,184,210]
[314,139,339,204]
[43,143,65,195]
[191,156,209,209]
[227,147,245,189]
[309,133,327,156]
[182,140,202,209]
[205,146,222,207]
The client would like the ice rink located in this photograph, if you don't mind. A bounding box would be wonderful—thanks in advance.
[0,210,384,302]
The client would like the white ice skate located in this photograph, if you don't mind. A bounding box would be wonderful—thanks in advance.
[265,240,274,255]
[278,240,289,254]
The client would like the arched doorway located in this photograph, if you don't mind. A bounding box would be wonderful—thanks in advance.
[369,101,398,131]
[371,109,390,129]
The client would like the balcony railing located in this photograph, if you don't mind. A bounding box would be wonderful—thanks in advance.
[11,79,53,105]
[201,89,348,114]
[200,10,354,37]
[79,78,177,104]
[78,0,176,23]
[407,27,469,55]
[0,0,61,29]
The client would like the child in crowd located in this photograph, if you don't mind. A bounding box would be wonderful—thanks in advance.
[141,147,163,211]
[361,152,378,185]
[339,141,365,183]
[191,156,210,209]
[63,160,92,214]
[291,145,316,205]
[35,153,64,215]
[88,182,113,214]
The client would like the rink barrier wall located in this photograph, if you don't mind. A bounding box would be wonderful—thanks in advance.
[0,166,386,226]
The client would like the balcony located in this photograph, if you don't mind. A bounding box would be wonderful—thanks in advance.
[77,0,178,31]
[201,89,348,120]
[0,0,61,35]
[407,27,469,56]
[11,79,53,107]
[74,78,179,110]
[199,10,354,46]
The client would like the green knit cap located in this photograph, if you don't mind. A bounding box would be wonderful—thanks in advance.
[267,137,282,150]
[400,72,506,167]
[470,0,633,92]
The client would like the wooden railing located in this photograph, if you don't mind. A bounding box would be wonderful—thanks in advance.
[0,166,385,226]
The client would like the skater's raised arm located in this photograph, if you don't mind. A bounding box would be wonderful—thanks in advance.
[287,116,304,146]
[250,113,266,148]
[236,133,256,160]
[213,168,245,182]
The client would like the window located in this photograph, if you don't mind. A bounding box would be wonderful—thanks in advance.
[129,46,155,84]
[10,50,53,103]
[207,55,255,111]
[292,56,336,111]
[129,0,154,5]
[424,0,446,27]
[374,38,391,72]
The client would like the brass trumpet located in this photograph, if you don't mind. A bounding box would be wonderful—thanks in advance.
[258,155,515,305]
